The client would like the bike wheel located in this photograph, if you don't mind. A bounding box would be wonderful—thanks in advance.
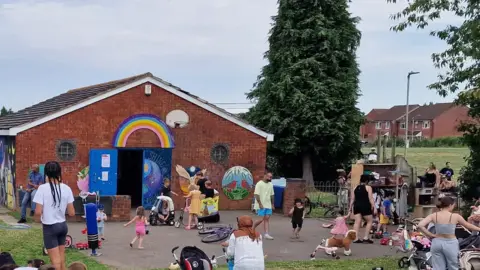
[198,228,217,235]
[304,196,312,216]
[174,220,181,228]
[397,257,410,268]
[323,207,337,218]
[201,231,231,243]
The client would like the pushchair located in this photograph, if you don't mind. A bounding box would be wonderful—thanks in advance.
[149,196,175,226]
[398,239,432,269]
[169,246,213,270]
[459,248,480,270]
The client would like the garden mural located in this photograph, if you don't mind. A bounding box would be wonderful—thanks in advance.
[221,166,253,200]
[0,137,16,209]
[143,149,172,209]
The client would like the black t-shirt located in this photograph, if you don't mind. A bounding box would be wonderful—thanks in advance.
[161,186,171,197]
[204,188,215,199]
[197,178,207,194]
[292,206,304,223]
[440,167,454,180]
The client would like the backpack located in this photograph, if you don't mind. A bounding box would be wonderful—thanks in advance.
[0,252,15,267]
[178,246,212,270]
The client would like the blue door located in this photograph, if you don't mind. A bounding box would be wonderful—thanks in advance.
[142,149,172,209]
[89,149,118,196]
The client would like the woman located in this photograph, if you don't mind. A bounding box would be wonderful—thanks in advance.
[203,180,219,199]
[350,174,375,243]
[33,161,75,270]
[221,215,264,270]
[424,162,440,187]
[417,196,480,270]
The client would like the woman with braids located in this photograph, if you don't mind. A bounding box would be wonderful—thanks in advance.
[221,215,265,270]
[33,161,75,270]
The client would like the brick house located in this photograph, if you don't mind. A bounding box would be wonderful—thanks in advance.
[0,73,274,220]
[361,102,469,141]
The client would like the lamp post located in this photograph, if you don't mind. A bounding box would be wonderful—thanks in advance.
[404,71,420,157]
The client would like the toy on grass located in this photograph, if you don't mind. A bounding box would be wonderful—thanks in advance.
[85,203,102,256]
[312,230,356,257]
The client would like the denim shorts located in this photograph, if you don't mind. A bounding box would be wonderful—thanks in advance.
[98,226,104,235]
[42,222,68,249]
[257,208,272,217]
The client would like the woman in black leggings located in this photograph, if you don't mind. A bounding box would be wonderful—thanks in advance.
[350,174,375,243]
[33,161,75,270]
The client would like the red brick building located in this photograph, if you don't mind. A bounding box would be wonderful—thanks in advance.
[360,103,469,142]
[0,73,274,219]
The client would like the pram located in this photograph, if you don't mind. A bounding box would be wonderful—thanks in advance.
[459,248,480,270]
[170,246,213,270]
[149,195,175,226]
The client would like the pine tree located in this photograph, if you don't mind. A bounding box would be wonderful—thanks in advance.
[246,0,364,186]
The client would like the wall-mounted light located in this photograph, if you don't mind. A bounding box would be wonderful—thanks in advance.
[145,84,152,96]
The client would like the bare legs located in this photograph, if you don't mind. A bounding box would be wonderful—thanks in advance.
[130,235,144,249]
[363,215,373,240]
[353,214,362,241]
[254,215,273,239]
[58,245,66,270]
[47,247,64,270]
[187,214,198,229]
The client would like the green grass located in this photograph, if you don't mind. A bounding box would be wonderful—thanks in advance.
[0,225,108,269]
[8,210,34,223]
[363,147,469,178]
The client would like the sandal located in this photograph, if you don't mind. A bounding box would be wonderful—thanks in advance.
[185,226,191,230]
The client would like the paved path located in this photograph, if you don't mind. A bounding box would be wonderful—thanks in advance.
[66,211,398,269]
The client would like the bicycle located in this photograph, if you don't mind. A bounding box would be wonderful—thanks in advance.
[200,224,234,243]
[211,247,234,269]
[304,196,339,218]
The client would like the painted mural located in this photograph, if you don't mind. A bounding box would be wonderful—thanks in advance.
[221,166,253,200]
[0,137,16,209]
[112,114,175,148]
[199,196,219,217]
[175,165,206,195]
[143,149,172,209]
[77,165,96,197]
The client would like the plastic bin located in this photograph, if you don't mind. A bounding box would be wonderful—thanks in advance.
[273,185,284,209]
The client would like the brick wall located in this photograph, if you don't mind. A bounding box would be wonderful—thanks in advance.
[282,178,306,216]
[14,83,267,211]
[432,106,470,138]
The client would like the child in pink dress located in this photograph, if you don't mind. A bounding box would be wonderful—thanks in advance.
[330,210,350,239]
[124,206,149,249]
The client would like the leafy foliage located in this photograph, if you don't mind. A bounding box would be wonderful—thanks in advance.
[388,0,480,204]
[0,106,13,116]
[245,0,364,183]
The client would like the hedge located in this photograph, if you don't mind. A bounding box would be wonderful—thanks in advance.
[368,136,465,148]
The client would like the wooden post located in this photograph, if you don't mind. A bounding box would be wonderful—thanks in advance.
[376,131,381,163]
[391,136,397,163]
[382,135,387,163]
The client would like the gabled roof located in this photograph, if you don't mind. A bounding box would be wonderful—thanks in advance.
[366,108,388,121]
[408,103,454,120]
[374,105,420,121]
[0,73,274,141]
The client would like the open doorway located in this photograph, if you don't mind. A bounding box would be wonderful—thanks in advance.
[117,149,143,207]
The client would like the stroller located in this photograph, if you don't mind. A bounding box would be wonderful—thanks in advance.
[170,246,213,270]
[460,248,480,270]
[149,196,175,226]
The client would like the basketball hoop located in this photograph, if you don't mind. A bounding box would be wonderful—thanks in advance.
[173,121,188,128]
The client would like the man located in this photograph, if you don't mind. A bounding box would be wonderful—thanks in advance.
[18,164,44,223]
[367,148,378,163]
[253,171,274,240]
[440,162,454,181]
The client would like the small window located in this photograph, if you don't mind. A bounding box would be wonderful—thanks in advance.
[385,122,390,129]
[375,122,382,129]
[423,121,430,129]
[56,140,77,161]
[211,144,229,163]
[400,122,406,129]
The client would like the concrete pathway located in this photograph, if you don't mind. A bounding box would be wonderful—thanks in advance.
[66,211,398,269]
[0,206,20,224]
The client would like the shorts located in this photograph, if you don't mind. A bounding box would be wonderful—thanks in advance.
[380,214,390,225]
[353,204,373,216]
[257,208,272,217]
[42,222,68,249]
[292,221,303,229]
[98,226,104,235]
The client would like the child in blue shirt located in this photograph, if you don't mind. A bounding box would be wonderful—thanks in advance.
[97,205,107,241]
[380,192,393,233]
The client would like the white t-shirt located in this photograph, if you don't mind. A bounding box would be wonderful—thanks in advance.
[226,234,264,270]
[33,183,75,225]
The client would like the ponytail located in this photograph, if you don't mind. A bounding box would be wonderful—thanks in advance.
[44,161,62,207]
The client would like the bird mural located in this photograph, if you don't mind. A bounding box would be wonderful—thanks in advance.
[221,166,253,200]
[175,165,207,195]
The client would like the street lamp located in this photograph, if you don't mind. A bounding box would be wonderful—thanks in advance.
[405,71,420,157]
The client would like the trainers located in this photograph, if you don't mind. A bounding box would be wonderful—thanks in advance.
[17,218,26,223]
[30,211,35,217]
[264,234,274,240]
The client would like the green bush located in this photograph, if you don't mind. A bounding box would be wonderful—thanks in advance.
[368,136,465,148]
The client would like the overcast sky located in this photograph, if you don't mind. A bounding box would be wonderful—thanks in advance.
[0,0,459,114]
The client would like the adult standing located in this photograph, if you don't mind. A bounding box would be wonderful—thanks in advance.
[350,174,375,243]
[253,171,274,240]
[196,172,208,195]
[18,164,44,223]
[440,162,454,181]
[33,161,75,270]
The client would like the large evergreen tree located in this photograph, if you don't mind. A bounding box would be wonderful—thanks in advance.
[246,0,364,186]
[388,0,480,207]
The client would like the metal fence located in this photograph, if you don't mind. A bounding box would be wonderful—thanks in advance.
[305,181,351,218]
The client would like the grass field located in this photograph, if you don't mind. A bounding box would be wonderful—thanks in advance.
[363,147,469,176]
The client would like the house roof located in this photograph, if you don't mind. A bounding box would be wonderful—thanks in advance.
[374,105,420,121]
[0,73,274,141]
[365,109,388,121]
[407,103,454,120]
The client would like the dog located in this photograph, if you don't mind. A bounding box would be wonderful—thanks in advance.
[312,230,357,256]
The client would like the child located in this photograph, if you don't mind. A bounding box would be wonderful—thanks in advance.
[330,210,349,239]
[184,184,201,230]
[380,192,394,233]
[288,198,305,239]
[97,204,107,241]
[159,198,170,223]
[160,178,178,198]
[68,261,87,270]
[204,180,219,199]
[124,206,149,249]
[27,259,45,268]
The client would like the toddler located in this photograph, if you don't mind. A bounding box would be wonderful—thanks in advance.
[97,204,107,241]
[288,198,305,239]
[124,206,149,249]
[379,192,394,233]
[184,184,201,230]
[160,178,178,198]
[330,210,350,239]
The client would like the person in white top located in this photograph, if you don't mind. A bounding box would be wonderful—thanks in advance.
[222,215,265,270]
[33,161,75,270]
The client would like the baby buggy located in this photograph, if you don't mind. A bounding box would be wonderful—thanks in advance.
[459,248,480,270]
[149,195,175,226]
[169,246,213,270]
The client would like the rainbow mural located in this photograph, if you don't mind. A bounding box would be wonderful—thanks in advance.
[112,114,175,148]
